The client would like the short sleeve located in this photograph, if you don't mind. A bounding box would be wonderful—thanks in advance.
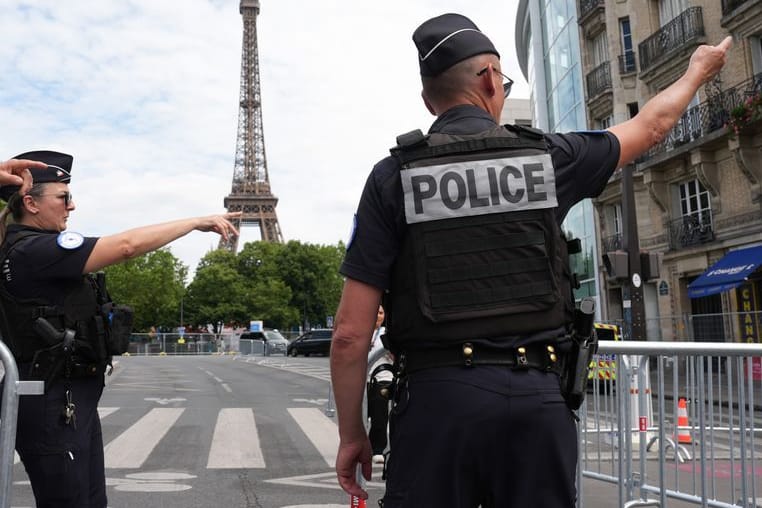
[545,131,620,220]
[339,157,403,290]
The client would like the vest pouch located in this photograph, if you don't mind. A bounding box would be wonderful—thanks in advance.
[107,304,133,355]
[411,210,560,323]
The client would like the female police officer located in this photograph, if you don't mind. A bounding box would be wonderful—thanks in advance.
[0,150,239,507]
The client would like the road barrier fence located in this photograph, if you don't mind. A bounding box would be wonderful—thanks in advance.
[582,341,762,507]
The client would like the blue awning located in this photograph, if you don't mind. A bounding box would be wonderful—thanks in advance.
[688,245,762,298]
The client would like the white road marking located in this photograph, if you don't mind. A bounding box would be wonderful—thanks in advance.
[266,470,384,490]
[98,407,119,419]
[207,408,265,469]
[287,408,339,467]
[221,383,232,393]
[144,397,186,405]
[104,408,185,468]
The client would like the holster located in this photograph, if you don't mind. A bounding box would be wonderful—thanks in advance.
[560,297,597,410]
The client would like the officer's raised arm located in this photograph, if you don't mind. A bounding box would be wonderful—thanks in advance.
[83,213,241,274]
[609,36,732,168]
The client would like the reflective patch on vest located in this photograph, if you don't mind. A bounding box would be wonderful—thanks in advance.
[400,154,557,224]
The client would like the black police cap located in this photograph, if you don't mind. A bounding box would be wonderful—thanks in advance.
[0,150,73,202]
[413,13,500,77]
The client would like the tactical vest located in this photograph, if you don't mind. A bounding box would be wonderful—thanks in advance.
[0,230,110,365]
[384,124,574,352]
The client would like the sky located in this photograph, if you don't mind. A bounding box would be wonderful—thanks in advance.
[0,1,529,281]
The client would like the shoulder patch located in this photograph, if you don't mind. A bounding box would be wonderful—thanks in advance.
[57,231,84,250]
[346,214,358,251]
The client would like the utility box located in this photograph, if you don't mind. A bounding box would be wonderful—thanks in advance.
[602,251,629,280]
[640,252,661,281]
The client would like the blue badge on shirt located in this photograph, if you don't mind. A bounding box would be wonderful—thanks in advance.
[346,214,358,251]
[57,231,84,250]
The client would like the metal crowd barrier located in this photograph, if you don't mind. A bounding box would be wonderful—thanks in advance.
[581,340,762,508]
[0,340,43,508]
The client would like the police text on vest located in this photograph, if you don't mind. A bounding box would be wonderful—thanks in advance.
[401,154,557,224]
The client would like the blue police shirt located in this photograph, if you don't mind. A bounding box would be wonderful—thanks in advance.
[2,224,98,306]
[341,104,621,291]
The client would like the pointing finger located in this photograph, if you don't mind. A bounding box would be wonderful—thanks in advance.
[716,35,733,53]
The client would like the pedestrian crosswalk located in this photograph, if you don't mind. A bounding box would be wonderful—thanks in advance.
[14,405,340,471]
[242,357,331,381]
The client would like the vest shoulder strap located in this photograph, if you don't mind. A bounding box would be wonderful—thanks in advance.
[389,124,548,166]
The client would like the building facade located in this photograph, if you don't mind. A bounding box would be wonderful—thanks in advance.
[516,0,605,316]
[576,0,762,341]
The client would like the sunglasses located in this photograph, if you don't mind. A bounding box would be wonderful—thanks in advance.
[476,66,514,98]
[37,191,73,206]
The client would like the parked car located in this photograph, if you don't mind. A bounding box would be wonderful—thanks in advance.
[287,329,333,357]
[240,329,289,356]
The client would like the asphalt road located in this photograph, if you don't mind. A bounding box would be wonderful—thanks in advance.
[8,355,384,508]
[9,354,761,507]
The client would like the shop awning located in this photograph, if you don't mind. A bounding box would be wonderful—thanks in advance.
[688,245,762,298]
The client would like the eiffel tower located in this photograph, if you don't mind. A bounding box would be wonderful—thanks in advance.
[221,0,283,251]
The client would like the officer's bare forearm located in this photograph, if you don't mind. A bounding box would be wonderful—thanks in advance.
[638,72,702,144]
[330,278,383,440]
[610,37,731,167]
[330,334,370,440]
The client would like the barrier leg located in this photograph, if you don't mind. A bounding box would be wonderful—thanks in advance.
[0,340,43,508]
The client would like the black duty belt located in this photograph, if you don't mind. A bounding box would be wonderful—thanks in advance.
[400,342,563,375]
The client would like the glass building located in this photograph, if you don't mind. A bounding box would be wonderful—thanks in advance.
[515,0,601,313]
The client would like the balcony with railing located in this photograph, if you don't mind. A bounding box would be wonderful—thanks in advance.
[579,0,604,23]
[668,211,715,250]
[618,51,636,75]
[601,233,623,253]
[586,61,612,100]
[637,72,762,164]
[639,7,704,76]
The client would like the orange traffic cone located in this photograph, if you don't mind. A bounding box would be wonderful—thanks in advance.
[676,397,692,444]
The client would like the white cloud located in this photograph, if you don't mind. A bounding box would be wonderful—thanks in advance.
[0,0,528,279]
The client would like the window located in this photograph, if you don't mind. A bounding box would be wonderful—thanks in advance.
[751,35,762,76]
[620,17,635,72]
[613,203,623,236]
[679,179,711,223]
[659,0,689,26]
[598,115,614,129]
[627,102,639,119]
[589,31,609,67]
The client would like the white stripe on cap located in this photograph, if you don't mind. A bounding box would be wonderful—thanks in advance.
[419,28,482,61]
[48,164,71,181]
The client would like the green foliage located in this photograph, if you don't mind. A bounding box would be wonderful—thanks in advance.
[185,249,248,333]
[106,240,345,334]
[104,249,187,332]
[727,92,762,138]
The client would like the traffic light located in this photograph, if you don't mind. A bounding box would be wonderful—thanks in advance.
[602,251,629,280]
[640,251,660,281]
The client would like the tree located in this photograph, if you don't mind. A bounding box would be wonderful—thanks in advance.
[237,240,344,330]
[184,249,248,333]
[103,249,187,332]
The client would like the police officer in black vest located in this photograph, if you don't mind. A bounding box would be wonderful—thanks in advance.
[330,13,731,508]
[0,150,239,508]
